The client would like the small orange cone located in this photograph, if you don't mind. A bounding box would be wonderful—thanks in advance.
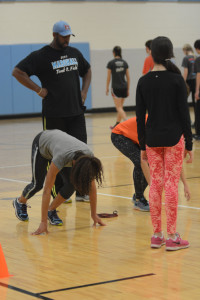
[0,244,12,278]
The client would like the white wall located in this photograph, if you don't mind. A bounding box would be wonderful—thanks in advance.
[91,47,186,109]
[0,1,198,110]
[0,2,199,49]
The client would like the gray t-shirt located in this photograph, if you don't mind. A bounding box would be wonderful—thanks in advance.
[39,130,93,170]
[181,55,196,80]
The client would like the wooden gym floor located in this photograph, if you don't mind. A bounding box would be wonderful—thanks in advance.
[0,111,199,300]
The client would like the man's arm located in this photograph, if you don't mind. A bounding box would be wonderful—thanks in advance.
[89,180,105,226]
[81,68,91,104]
[32,162,59,235]
[12,67,48,98]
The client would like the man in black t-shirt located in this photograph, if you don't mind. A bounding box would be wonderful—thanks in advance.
[12,20,91,202]
[193,40,200,140]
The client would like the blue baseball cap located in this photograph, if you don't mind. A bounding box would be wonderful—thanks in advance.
[53,21,75,37]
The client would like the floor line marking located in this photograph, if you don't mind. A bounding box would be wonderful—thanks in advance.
[0,178,199,210]
[0,282,52,300]
[97,192,131,200]
[0,155,122,169]
[97,192,200,210]
[0,164,30,169]
[39,273,155,295]
[0,177,29,184]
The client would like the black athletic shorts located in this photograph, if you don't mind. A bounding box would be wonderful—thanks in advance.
[112,88,128,98]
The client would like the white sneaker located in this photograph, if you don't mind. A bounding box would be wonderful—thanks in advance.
[75,195,90,202]
[63,198,72,204]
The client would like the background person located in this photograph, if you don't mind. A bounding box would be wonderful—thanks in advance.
[181,44,196,125]
[12,20,91,203]
[193,40,200,140]
[111,116,149,211]
[136,36,193,251]
[111,117,191,212]
[13,130,105,235]
[142,40,154,75]
[106,46,130,129]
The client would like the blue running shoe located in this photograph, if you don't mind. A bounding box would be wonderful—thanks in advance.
[48,210,63,226]
[132,194,150,212]
[13,198,29,221]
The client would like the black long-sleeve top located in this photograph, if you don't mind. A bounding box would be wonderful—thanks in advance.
[136,71,193,151]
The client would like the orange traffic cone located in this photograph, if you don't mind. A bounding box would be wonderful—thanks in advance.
[0,244,12,278]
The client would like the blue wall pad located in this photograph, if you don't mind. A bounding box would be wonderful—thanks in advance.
[0,42,91,116]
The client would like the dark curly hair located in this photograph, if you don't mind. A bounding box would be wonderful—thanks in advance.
[70,155,104,196]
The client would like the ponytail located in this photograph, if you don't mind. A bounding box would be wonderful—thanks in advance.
[113,46,122,58]
[151,36,181,75]
[162,60,181,75]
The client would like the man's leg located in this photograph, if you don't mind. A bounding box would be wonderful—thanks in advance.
[66,114,87,143]
[66,114,88,201]
[42,116,68,199]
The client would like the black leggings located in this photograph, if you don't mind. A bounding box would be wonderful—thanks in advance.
[186,79,196,109]
[111,133,148,198]
[42,114,87,198]
[22,133,75,200]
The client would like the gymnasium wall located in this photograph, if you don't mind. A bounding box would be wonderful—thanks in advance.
[0,1,198,116]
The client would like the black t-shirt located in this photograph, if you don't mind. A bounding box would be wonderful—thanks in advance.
[181,55,196,80]
[194,56,200,73]
[136,71,192,151]
[16,45,90,117]
[107,58,128,90]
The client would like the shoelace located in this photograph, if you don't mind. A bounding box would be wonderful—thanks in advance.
[51,210,60,219]
[20,202,31,213]
[140,197,149,206]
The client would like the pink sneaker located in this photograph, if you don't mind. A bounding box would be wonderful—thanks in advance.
[166,233,189,251]
[151,234,166,248]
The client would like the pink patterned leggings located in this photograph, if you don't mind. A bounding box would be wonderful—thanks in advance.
[146,136,184,234]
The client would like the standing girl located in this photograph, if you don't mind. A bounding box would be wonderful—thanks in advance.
[136,36,193,251]
[106,46,130,129]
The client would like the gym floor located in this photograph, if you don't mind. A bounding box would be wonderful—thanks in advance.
[0,111,199,300]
